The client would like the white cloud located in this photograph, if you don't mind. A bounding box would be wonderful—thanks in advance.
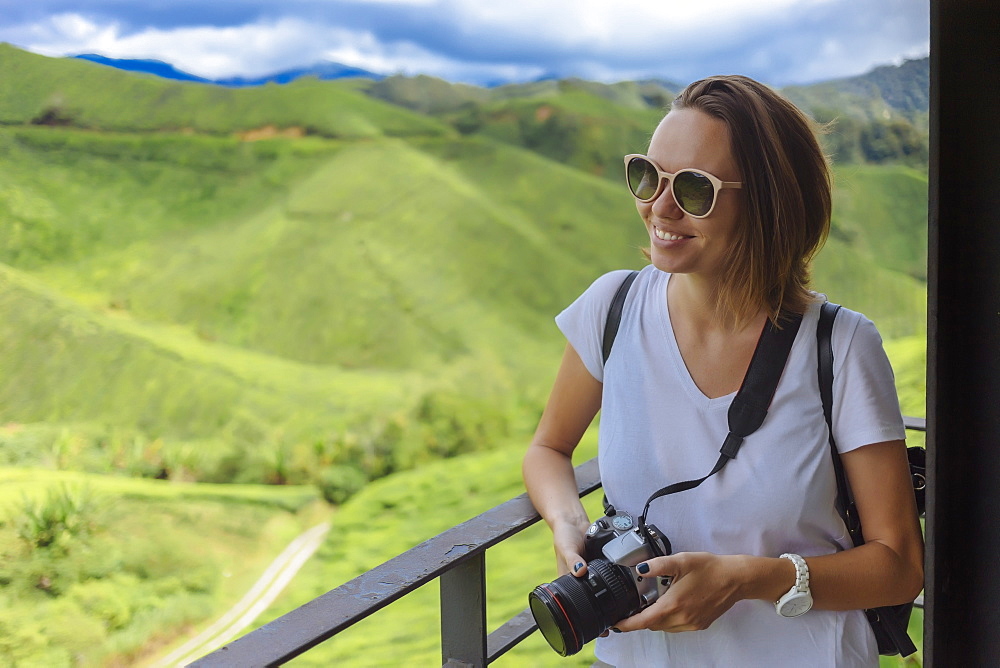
[441,0,833,51]
[13,14,344,78]
[320,33,545,82]
[341,0,438,4]
[4,10,542,81]
[0,0,927,86]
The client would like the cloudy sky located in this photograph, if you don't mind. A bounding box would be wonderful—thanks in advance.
[0,0,929,87]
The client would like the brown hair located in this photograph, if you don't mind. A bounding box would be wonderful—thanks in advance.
[668,75,831,327]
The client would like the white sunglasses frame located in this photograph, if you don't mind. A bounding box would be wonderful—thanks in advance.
[624,154,743,219]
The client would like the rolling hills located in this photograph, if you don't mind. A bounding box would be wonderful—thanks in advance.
[0,42,929,666]
[0,42,927,485]
[0,44,447,139]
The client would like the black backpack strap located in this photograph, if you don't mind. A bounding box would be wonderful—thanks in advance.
[638,312,803,526]
[818,301,856,536]
[602,270,640,364]
[818,300,917,657]
[598,270,640,515]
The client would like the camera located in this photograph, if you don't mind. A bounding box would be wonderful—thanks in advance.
[528,509,673,656]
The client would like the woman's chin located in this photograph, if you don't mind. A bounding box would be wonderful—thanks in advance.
[649,247,689,275]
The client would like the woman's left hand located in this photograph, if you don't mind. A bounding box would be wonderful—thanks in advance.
[612,552,749,633]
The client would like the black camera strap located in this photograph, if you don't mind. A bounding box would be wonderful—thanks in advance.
[601,271,802,555]
[635,312,801,538]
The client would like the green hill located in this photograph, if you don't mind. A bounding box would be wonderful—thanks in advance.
[0,122,648,487]
[358,61,928,173]
[814,162,928,339]
[783,57,930,123]
[32,136,644,369]
[0,44,929,666]
[0,43,450,139]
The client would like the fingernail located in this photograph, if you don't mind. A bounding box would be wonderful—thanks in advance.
[611,627,622,633]
[637,562,650,574]
[573,562,584,573]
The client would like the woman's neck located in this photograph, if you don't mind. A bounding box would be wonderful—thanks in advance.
[668,273,765,336]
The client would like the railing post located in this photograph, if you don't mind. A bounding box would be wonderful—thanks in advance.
[441,552,487,667]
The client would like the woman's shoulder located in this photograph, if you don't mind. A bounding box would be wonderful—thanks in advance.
[806,294,888,364]
[806,294,877,334]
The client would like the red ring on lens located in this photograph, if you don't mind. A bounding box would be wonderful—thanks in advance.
[539,584,581,652]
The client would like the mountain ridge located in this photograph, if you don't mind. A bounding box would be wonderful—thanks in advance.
[61,46,929,117]
[72,53,386,87]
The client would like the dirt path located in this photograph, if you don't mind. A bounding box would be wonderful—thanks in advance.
[152,522,331,667]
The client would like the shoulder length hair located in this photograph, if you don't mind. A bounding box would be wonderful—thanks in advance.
[670,75,832,327]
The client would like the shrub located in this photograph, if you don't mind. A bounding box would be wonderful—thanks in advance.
[66,575,138,630]
[317,465,369,504]
[0,606,50,665]
[15,484,102,551]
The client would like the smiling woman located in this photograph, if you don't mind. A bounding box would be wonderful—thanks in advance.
[523,74,923,667]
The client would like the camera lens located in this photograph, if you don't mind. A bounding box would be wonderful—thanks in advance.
[528,559,641,656]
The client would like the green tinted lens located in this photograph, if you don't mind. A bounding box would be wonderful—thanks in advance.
[673,171,715,216]
[627,158,659,200]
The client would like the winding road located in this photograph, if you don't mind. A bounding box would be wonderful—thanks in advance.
[152,522,331,667]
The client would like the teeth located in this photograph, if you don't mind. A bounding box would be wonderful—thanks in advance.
[655,228,688,241]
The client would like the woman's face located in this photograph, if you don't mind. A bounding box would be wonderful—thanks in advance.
[637,108,743,280]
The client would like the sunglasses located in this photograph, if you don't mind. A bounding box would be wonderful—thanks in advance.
[624,154,742,218]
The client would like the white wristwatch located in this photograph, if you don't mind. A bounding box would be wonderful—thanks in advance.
[775,553,813,617]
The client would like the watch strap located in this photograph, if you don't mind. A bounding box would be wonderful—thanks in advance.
[776,553,813,617]
[779,553,810,593]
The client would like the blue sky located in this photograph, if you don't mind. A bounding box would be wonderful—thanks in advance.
[0,0,929,86]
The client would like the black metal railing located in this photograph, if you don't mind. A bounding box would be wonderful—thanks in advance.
[192,417,926,667]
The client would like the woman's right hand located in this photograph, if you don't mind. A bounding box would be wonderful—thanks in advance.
[552,519,591,577]
[522,343,603,579]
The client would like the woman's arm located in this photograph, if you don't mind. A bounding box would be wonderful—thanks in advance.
[798,438,925,607]
[737,438,924,608]
[614,438,924,633]
[523,343,604,575]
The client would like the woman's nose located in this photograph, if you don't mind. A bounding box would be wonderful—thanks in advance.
[650,180,683,218]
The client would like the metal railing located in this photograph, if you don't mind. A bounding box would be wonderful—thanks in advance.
[193,417,926,667]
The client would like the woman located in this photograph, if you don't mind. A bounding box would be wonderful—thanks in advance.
[522,75,923,667]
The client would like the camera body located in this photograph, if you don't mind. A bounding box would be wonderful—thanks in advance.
[528,510,673,656]
[584,511,673,610]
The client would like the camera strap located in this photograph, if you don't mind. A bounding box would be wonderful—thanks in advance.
[601,271,802,553]
[635,311,802,538]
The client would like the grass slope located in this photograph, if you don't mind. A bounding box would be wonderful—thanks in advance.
[812,236,926,340]
[0,126,345,268]
[829,163,928,280]
[0,122,927,482]
[0,468,324,667]
[24,131,649,371]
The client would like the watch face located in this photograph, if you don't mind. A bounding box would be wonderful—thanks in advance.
[779,593,813,617]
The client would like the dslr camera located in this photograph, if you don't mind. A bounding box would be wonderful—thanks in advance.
[528,509,672,656]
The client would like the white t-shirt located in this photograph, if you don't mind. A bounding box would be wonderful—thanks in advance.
[555,265,906,668]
